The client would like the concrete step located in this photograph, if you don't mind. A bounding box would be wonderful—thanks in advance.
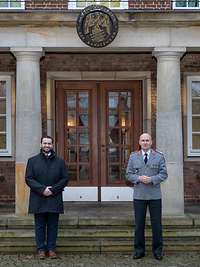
[1,228,200,238]
[0,238,200,253]
[0,214,199,253]
[1,215,198,228]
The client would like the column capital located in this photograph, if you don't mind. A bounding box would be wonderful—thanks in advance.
[10,47,44,61]
[153,47,186,60]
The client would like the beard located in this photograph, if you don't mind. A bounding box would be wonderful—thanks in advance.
[41,148,53,155]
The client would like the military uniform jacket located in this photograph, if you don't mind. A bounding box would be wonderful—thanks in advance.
[25,151,69,214]
[126,149,168,200]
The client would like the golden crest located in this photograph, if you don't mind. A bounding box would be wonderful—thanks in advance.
[77,5,118,48]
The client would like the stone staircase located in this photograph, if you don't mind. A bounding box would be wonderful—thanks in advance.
[0,214,200,253]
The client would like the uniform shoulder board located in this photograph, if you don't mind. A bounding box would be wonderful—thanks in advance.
[155,149,163,155]
[130,150,140,155]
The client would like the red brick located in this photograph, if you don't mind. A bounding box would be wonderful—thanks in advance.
[25,0,172,10]
[129,0,171,9]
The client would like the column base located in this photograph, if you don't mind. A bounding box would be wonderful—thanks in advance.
[162,162,184,216]
[15,163,29,215]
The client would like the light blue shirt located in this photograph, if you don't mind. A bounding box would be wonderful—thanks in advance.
[141,150,150,161]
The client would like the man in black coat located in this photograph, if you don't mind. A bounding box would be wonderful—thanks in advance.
[25,136,69,259]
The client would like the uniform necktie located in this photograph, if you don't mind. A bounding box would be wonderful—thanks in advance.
[144,153,148,164]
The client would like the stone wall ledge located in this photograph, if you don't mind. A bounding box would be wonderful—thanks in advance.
[0,11,200,27]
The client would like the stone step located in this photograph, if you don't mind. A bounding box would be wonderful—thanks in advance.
[0,216,199,229]
[0,238,200,253]
[0,228,200,238]
[0,215,199,252]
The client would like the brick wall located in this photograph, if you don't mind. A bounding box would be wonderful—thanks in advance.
[184,161,200,203]
[181,53,200,203]
[41,53,156,72]
[25,0,172,10]
[129,0,171,10]
[0,53,15,203]
[0,162,15,202]
[26,0,68,10]
[181,53,200,71]
[0,53,16,72]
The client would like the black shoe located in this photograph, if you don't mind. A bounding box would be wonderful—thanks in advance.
[133,252,145,259]
[154,253,163,260]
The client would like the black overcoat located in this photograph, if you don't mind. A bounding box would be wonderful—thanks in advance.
[25,151,69,214]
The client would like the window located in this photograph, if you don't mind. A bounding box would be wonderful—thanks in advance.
[0,76,12,156]
[0,0,24,9]
[68,0,128,9]
[173,0,200,8]
[187,77,200,156]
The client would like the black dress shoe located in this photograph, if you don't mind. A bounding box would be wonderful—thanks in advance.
[154,253,163,260]
[133,252,145,259]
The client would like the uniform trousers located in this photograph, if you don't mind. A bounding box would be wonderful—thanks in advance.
[34,212,59,252]
[134,199,163,255]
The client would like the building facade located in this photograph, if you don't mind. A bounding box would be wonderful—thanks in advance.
[0,0,200,215]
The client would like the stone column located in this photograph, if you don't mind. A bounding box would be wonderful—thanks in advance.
[11,47,43,215]
[153,47,186,216]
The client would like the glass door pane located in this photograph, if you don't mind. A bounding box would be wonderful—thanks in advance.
[107,91,132,184]
[100,81,142,187]
[65,91,91,183]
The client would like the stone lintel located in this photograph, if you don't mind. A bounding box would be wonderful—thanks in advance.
[1,11,200,27]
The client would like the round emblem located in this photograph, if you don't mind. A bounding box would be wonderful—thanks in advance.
[76,5,118,48]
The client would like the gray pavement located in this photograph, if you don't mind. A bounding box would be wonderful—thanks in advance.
[0,253,199,267]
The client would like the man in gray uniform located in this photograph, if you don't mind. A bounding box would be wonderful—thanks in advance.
[126,133,168,260]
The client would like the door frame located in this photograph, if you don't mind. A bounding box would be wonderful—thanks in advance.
[46,71,152,201]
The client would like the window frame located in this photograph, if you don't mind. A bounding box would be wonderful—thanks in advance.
[0,0,25,9]
[0,76,12,156]
[68,0,128,9]
[187,76,200,157]
[173,0,200,9]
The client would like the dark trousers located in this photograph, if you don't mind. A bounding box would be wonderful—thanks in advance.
[134,199,163,255]
[34,212,59,252]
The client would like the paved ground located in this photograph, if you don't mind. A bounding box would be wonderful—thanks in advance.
[0,253,199,267]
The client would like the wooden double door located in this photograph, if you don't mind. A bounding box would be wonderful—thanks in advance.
[56,81,142,200]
